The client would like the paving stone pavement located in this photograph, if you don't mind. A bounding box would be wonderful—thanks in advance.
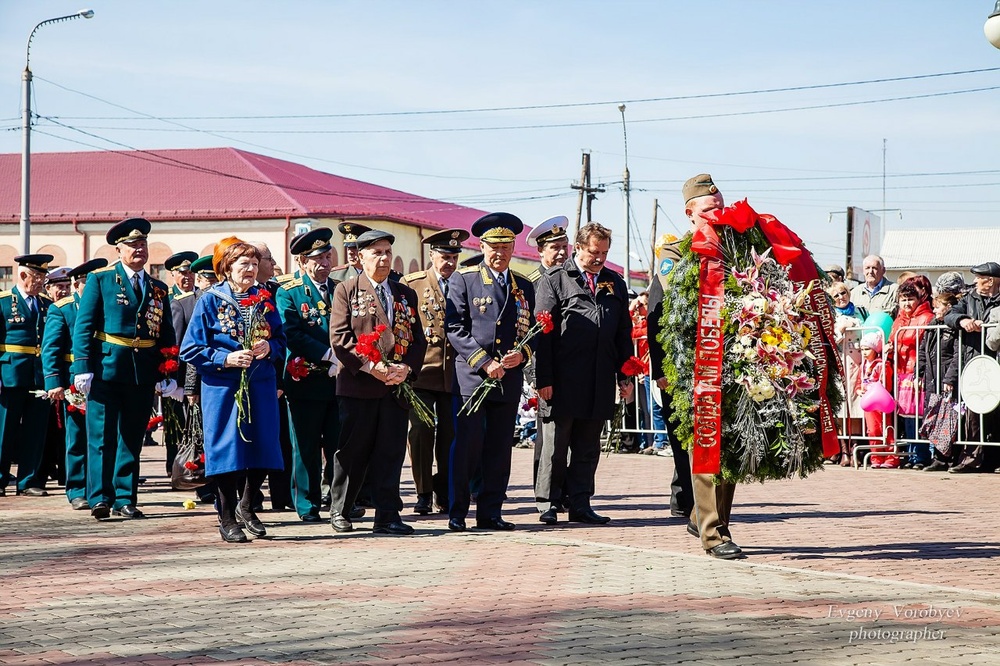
[2,444,999,665]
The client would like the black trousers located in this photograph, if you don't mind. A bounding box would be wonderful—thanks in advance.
[330,394,408,524]
[538,416,604,513]
[661,396,693,517]
[450,397,518,522]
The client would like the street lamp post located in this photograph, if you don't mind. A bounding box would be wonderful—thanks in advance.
[986,1,1000,49]
[618,104,631,287]
[20,9,94,254]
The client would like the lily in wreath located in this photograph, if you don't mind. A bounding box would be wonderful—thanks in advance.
[180,237,286,544]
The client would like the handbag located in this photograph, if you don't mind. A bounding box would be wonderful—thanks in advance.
[895,371,924,416]
[171,402,207,490]
[918,392,958,457]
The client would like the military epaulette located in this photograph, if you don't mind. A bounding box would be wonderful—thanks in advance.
[173,291,195,301]
[526,268,542,282]
[458,266,480,274]
[403,270,427,282]
[0,291,11,299]
[38,293,53,302]
[92,264,117,274]
[275,273,296,284]
[282,278,304,290]
[511,270,528,281]
[54,296,75,308]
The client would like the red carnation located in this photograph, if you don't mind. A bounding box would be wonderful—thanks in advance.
[621,356,646,377]
[287,357,310,381]
[159,359,179,375]
[161,346,180,358]
[535,310,554,334]
[183,460,199,471]
[257,289,273,301]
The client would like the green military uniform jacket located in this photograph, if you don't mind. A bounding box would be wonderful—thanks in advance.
[401,269,455,394]
[276,272,338,401]
[71,262,176,385]
[41,293,79,391]
[0,288,50,387]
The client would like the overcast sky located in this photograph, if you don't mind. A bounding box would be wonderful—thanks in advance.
[2,1,999,272]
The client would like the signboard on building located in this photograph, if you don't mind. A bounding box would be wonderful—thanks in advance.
[846,207,881,280]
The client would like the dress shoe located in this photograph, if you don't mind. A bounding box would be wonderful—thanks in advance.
[198,493,217,505]
[924,460,948,472]
[949,464,975,474]
[707,541,744,559]
[331,516,354,533]
[90,502,110,520]
[349,505,367,520]
[219,524,249,543]
[568,508,611,525]
[300,513,322,523]
[235,504,266,537]
[413,494,433,515]
[447,518,467,532]
[476,516,516,531]
[113,504,145,519]
[372,521,414,535]
[686,521,700,538]
[69,497,89,511]
[17,487,48,497]
[538,509,558,525]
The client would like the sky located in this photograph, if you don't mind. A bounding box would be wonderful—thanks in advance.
[2,0,999,275]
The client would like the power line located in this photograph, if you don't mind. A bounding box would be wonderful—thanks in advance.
[36,66,1000,120]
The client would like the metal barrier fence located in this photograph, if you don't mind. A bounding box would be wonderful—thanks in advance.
[836,320,1000,469]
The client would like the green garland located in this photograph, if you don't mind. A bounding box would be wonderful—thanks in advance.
[658,226,843,484]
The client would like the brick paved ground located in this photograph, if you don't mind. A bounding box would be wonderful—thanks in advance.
[2,443,999,665]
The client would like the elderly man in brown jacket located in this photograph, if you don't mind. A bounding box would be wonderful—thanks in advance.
[400,229,469,514]
[329,229,427,535]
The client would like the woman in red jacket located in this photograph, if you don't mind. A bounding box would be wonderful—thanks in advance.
[887,276,934,468]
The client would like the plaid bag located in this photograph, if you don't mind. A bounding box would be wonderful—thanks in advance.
[918,392,958,457]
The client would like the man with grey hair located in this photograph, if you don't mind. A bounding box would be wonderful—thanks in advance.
[935,271,967,297]
[850,255,898,318]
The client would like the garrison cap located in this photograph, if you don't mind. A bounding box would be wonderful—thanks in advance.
[165,251,199,272]
[290,227,334,257]
[682,174,720,204]
[471,212,523,244]
[356,229,395,249]
[459,253,484,268]
[971,262,1000,278]
[526,215,569,248]
[14,254,54,273]
[68,258,109,279]
[44,266,72,284]
[106,217,151,245]
[190,255,215,276]
[338,222,372,248]
[424,228,470,253]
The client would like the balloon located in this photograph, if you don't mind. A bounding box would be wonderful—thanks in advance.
[860,381,896,413]
[862,311,894,343]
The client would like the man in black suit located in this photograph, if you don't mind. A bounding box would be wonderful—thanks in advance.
[329,229,426,535]
[534,222,633,525]
[446,212,535,532]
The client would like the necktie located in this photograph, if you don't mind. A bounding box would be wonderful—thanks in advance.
[441,279,449,298]
[376,284,389,316]
[586,272,596,295]
[132,274,143,300]
[318,282,328,303]
[497,272,507,290]
[26,296,36,314]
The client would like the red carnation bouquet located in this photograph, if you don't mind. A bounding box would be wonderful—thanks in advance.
[607,355,646,455]
[65,385,87,415]
[286,357,313,381]
[459,310,554,416]
[159,346,182,435]
[234,289,275,440]
[183,452,206,473]
[355,324,435,427]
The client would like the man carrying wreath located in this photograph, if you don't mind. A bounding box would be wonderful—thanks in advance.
[329,229,426,535]
[445,212,535,532]
[534,222,633,526]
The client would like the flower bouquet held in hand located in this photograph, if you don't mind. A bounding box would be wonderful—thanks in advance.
[64,385,86,415]
[158,345,182,435]
[355,323,435,428]
[233,289,275,439]
[459,310,555,416]
[606,356,647,455]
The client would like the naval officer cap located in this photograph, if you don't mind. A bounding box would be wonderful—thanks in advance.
[526,215,569,248]
[68,258,109,279]
[355,229,395,249]
[471,212,523,244]
[44,266,72,284]
[106,217,151,246]
[971,262,1000,278]
[424,228,470,254]
[165,251,199,272]
[682,174,720,204]
[290,227,334,257]
[459,253,484,268]
[338,222,372,249]
[14,254,54,273]
[190,255,215,277]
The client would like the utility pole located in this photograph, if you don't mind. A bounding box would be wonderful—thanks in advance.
[649,198,658,280]
[619,104,631,287]
[570,151,604,239]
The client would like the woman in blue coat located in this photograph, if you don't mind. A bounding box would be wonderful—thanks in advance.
[180,237,285,543]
